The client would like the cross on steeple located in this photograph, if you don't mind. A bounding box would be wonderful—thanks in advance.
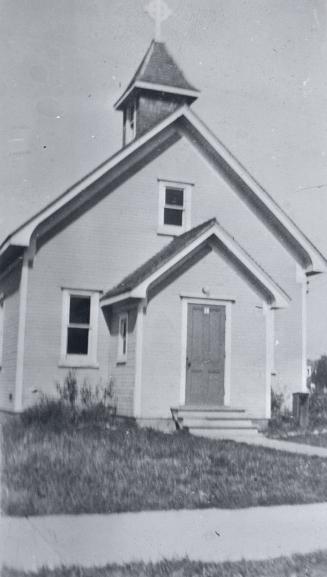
[145,0,172,41]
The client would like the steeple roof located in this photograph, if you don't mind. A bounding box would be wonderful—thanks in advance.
[132,40,198,90]
[115,40,199,110]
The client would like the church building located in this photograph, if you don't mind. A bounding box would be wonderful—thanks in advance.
[0,32,326,434]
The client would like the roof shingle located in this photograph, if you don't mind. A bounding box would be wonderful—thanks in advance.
[101,219,216,301]
[115,41,199,109]
[135,41,198,91]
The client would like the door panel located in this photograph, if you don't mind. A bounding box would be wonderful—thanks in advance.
[186,303,226,405]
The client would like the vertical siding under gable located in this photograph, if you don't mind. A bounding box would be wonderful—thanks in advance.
[0,262,21,411]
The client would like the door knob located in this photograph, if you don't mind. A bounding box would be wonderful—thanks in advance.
[187,357,191,368]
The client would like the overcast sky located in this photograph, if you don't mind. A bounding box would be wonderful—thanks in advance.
[1,0,327,357]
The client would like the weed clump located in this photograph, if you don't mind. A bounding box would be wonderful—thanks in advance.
[308,390,327,429]
[20,371,117,430]
[268,389,296,437]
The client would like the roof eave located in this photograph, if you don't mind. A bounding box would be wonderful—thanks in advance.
[207,229,290,309]
[178,108,327,277]
[100,288,146,308]
[0,238,29,274]
[114,81,200,110]
[2,105,325,280]
[304,257,327,276]
[101,222,290,310]
[0,106,188,267]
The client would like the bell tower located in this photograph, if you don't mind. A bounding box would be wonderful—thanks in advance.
[114,0,199,146]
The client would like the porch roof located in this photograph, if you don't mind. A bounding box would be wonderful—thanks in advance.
[100,218,290,309]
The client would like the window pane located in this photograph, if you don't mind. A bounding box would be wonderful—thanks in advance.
[164,207,183,226]
[165,187,184,206]
[123,335,127,355]
[69,296,90,324]
[120,318,127,338]
[120,318,127,355]
[67,327,89,355]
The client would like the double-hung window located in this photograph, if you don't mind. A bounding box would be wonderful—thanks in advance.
[158,179,192,235]
[60,289,99,367]
[164,186,184,226]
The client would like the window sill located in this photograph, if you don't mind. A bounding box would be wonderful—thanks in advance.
[58,358,99,369]
[157,225,186,237]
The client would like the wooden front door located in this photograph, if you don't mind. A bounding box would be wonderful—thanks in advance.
[186,303,226,405]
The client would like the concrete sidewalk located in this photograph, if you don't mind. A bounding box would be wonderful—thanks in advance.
[219,433,327,457]
[1,503,327,571]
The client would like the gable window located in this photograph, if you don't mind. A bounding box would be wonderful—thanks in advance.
[117,313,128,363]
[164,187,184,226]
[60,289,99,367]
[158,179,192,235]
[0,295,4,368]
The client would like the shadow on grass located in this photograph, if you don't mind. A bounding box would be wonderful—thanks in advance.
[2,551,327,576]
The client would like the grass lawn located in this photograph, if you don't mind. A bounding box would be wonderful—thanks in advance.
[2,551,327,577]
[3,418,327,517]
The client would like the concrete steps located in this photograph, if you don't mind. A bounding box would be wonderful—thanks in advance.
[171,405,258,439]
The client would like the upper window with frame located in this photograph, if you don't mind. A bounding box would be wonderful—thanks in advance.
[158,180,192,235]
[60,289,100,367]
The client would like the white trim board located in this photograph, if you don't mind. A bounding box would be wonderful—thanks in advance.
[296,265,308,393]
[180,292,236,302]
[1,106,326,276]
[101,221,290,309]
[263,303,275,419]
[0,108,185,255]
[14,251,29,412]
[178,109,327,274]
[133,301,145,417]
[115,81,199,109]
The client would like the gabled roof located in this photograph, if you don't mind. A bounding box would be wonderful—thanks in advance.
[1,105,326,276]
[114,41,199,110]
[100,218,290,309]
[102,219,216,300]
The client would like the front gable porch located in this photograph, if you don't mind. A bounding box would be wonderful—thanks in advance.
[101,219,288,430]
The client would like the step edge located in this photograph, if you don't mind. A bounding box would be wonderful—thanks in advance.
[181,416,253,421]
[174,407,246,413]
[187,426,258,431]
